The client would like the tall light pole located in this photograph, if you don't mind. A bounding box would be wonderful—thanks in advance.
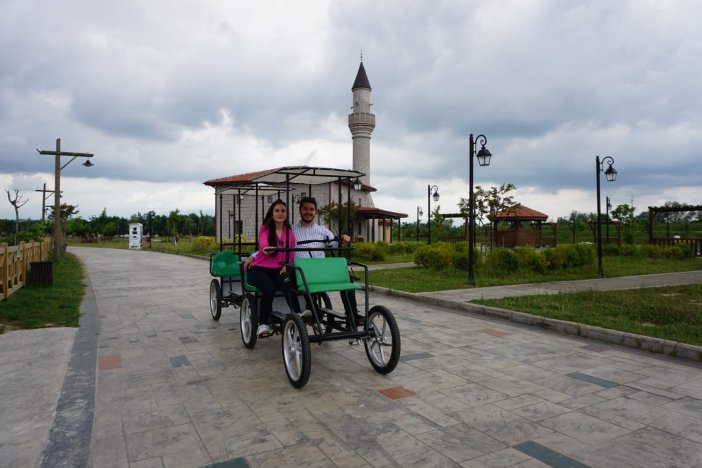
[416,206,423,242]
[595,156,617,277]
[37,138,94,258]
[467,134,492,285]
[291,194,301,224]
[427,185,439,244]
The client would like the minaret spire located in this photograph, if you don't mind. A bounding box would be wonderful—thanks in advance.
[348,58,375,186]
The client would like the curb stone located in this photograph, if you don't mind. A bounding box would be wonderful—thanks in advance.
[370,285,702,362]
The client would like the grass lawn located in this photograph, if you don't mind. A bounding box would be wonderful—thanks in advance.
[366,256,702,292]
[0,253,85,331]
[474,284,702,347]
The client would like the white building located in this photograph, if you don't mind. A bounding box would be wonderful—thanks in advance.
[204,60,407,244]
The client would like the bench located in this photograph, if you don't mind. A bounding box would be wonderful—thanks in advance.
[293,257,362,294]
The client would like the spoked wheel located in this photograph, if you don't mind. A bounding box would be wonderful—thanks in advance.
[364,305,401,374]
[209,279,222,320]
[282,313,311,388]
[240,294,258,349]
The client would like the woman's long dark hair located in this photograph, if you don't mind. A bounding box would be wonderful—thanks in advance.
[262,199,291,248]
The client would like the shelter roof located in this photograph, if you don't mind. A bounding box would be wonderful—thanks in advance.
[491,205,548,222]
[204,166,365,187]
[357,206,407,219]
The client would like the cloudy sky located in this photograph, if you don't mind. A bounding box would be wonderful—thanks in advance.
[1,0,700,225]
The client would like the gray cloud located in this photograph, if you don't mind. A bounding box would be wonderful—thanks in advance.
[1,0,700,221]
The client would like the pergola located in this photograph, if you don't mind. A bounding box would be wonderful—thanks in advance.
[648,204,702,256]
[489,205,550,248]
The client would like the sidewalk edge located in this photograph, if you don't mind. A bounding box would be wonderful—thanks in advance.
[370,285,702,362]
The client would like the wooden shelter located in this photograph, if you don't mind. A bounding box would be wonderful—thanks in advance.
[490,205,550,248]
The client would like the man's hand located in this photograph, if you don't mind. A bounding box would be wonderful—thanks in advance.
[243,255,254,270]
[340,234,351,243]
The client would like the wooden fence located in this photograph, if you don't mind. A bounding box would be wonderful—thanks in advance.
[0,240,51,301]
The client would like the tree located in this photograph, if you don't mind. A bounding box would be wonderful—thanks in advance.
[5,188,29,245]
[458,183,518,228]
[318,201,359,236]
[610,203,636,244]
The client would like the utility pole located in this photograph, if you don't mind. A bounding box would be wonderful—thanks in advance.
[35,183,60,222]
[37,138,94,257]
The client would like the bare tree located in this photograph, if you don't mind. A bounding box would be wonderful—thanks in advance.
[6,188,29,245]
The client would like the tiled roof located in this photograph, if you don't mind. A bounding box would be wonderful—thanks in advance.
[203,168,279,186]
[492,205,548,221]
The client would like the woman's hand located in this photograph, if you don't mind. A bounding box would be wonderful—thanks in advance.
[263,246,275,255]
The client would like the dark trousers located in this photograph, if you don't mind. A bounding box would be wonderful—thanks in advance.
[247,266,300,324]
[340,290,358,315]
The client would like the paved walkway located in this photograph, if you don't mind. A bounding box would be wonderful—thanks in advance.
[1,248,701,467]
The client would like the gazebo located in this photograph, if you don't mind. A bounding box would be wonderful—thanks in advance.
[490,205,549,248]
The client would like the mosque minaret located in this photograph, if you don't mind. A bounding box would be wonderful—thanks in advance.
[348,57,375,187]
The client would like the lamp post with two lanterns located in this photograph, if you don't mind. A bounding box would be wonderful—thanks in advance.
[467,133,492,285]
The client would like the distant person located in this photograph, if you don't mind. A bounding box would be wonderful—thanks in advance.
[246,199,299,337]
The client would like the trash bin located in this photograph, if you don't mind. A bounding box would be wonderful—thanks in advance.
[30,261,53,286]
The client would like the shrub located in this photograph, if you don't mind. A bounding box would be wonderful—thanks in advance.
[387,241,421,255]
[543,244,594,270]
[514,246,548,274]
[191,236,218,253]
[354,242,387,261]
[619,244,636,256]
[486,247,519,274]
[603,244,620,256]
[413,245,432,268]
[671,243,692,258]
[640,244,664,258]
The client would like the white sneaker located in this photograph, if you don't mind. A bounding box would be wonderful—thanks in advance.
[257,324,271,337]
[300,310,313,323]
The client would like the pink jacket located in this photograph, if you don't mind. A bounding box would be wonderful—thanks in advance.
[252,225,295,269]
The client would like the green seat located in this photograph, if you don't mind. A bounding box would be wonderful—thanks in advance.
[294,257,362,294]
[211,251,240,277]
[242,269,261,294]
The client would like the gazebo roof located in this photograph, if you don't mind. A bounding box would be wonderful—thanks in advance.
[491,205,548,222]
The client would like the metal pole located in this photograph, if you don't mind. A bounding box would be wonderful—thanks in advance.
[606,196,610,245]
[427,185,431,244]
[596,156,604,277]
[416,207,420,243]
[467,134,476,285]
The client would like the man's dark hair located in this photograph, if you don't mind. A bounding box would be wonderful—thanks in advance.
[299,196,317,209]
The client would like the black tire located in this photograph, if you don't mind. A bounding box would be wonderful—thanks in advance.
[281,313,311,388]
[209,279,222,321]
[240,294,258,349]
[364,305,401,374]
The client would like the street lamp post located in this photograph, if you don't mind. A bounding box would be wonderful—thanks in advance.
[467,133,492,285]
[37,138,94,258]
[427,185,439,244]
[416,206,423,242]
[595,156,617,277]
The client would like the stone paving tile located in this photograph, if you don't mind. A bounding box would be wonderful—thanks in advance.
[37,248,698,467]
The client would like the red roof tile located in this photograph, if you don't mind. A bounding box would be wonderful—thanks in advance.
[491,205,548,221]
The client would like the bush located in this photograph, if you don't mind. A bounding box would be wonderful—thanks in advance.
[640,244,664,258]
[603,244,620,256]
[619,244,636,256]
[486,247,519,274]
[354,242,387,261]
[543,244,594,270]
[191,236,218,253]
[671,243,692,258]
[387,241,421,255]
[514,246,548,274]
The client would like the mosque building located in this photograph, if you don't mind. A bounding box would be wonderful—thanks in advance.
[204,59,407,243]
